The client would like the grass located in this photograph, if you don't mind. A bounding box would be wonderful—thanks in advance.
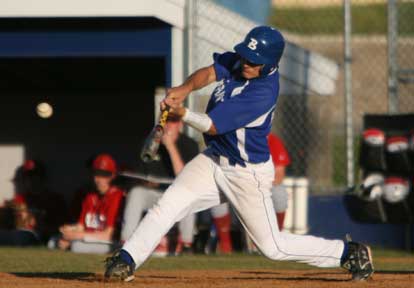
[0,247,412,274]
[269,2,414,35]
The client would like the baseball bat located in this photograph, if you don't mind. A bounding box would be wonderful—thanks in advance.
[118,171,174,184]
[140,106,170,163]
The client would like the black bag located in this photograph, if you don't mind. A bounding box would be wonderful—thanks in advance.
[408,131,414,173]
[360,128,386,171]
[344,194,387,223]
[385,136,411,175]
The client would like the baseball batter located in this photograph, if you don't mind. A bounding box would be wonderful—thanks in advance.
[105,26,373,282]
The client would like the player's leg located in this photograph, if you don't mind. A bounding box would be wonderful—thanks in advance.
[216,159,344,268]
[211,203,233,253]
[71,240,113,254]
[271,185,288,230]
[176,213,196,254]
[121,187,162,242]
[244,185,288,253]
[121,153,222,268]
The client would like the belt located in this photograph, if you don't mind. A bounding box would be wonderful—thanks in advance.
[203,148,245,167]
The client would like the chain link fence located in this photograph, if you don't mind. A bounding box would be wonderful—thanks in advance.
[188,0,414,195]
[397,0,414,113]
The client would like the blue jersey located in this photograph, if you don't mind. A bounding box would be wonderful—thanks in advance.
[204,52,280,166]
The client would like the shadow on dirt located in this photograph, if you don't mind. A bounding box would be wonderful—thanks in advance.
[141,273,348,282]
[240,271,283,275]
[374,270,414,274]
[10,272,101,282]
[232,276,348,282]
[237,271,348,282]
[303,270,414,276]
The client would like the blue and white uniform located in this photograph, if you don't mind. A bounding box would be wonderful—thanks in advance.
[123,51,345,271]
[205,52,278,166]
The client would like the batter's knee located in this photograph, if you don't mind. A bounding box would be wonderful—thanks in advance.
[261,249,282,261]
[256,243,288,261]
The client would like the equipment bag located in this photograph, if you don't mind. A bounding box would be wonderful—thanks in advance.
[360,128,386,171]
[385,136,411,175]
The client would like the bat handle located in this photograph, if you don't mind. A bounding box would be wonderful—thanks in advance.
[159,105,171,128]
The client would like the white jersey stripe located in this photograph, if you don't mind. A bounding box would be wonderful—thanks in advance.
[236,128,249,161]
[231,80,250,98]
[246,105,276,128]
[237,105,275,162]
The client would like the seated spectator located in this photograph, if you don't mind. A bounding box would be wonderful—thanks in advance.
[0,160,66,246]
[51,154,124,254]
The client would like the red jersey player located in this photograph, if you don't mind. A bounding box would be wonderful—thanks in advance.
[57,154,124,254]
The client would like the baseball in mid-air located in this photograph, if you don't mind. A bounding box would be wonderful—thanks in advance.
[36,102,53,119]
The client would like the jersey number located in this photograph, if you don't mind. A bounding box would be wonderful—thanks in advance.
[248,38,258,50]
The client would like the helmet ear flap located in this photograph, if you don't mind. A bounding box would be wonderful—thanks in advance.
[260,63,277,76]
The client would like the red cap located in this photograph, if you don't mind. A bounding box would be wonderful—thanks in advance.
[385,177,408,185]
[92,154,117,174]
[386,136,408,145]
[363,128,384,138]
[23,160,36,172]
[386,136,409,152]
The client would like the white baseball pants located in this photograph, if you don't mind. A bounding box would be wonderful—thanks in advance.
[123,152,344,268]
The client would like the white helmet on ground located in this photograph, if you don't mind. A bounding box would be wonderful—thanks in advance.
[359,173,384,201]
[383,177,410,203]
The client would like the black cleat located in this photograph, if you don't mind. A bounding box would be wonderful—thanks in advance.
[104,250,135,282]
[180,245,194,256]
[341,234,374,281]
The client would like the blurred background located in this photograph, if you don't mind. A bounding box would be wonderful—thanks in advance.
[0,0,413,252]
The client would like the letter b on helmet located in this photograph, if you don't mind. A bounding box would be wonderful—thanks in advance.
[247,38,258,50]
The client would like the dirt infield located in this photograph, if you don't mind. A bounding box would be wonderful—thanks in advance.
[0,269,412,288]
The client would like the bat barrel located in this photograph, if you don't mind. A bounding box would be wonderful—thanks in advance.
[141,152,155,163]
[140,125,164,163]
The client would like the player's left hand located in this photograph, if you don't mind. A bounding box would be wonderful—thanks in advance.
[160,100,186,119]
[62,229,84,241]
[165,86,190,108]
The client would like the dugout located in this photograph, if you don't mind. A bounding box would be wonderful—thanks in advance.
[0,0,340,204]
[0,17,175,200]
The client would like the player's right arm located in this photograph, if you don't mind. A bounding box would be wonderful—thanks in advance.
[165,65,216,109]
[163,52,242,135]
[268,134,291,185]
[274,166,286,185]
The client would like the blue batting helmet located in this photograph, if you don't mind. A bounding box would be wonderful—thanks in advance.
[234,26,285,75]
